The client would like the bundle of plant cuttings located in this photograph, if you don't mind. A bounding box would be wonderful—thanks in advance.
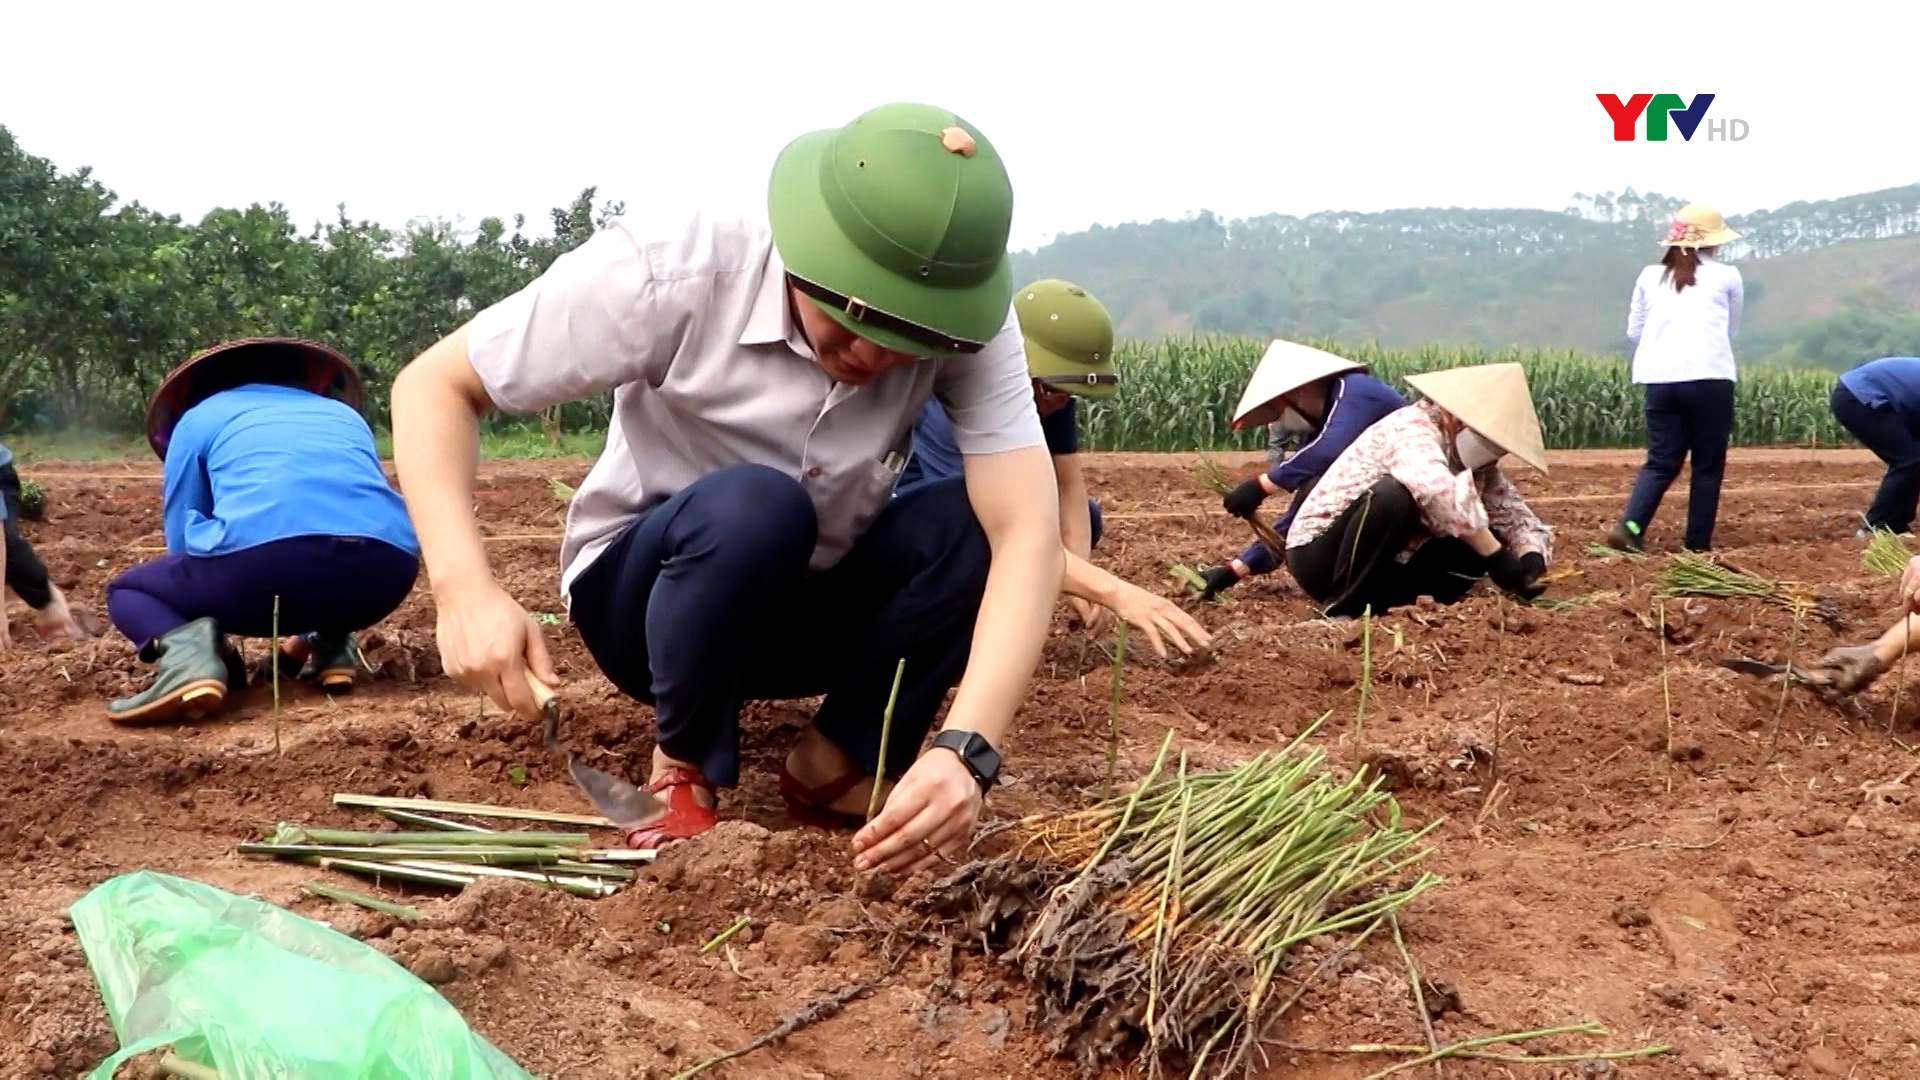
[922,718,1443,1079]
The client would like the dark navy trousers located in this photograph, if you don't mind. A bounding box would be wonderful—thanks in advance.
[1831,382,1920,533]
[568,465,993,788]
[1621,379,1736,551]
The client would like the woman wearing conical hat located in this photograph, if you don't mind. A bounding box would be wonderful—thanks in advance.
[1604,203,1745,554]
[1283,363,1554,616]
[103,338,423,725]
[1192,340,1409,600]
[895,279,1212,659]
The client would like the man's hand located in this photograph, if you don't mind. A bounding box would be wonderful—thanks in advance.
[1223,476,1268,518]
[852,747,983,876]
[1067,595,1112,638]
[1107,579,1212,658]
[433,577,561,721]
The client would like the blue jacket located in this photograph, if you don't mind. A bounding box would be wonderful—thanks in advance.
[162,384,420,559]
[1237,370,1408,574]
[894,394,1079,497]
[1839,357,1920,425]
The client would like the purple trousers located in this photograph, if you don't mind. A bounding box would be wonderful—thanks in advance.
[106,535,419,650]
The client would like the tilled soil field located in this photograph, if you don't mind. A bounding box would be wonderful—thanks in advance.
[4,448,1919,1079]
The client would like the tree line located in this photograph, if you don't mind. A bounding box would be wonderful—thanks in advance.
[2,124,622,435]
[6,121,1919,439]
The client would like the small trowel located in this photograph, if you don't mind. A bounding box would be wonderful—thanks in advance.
[1717,656,1832,686]
[524,671,664,833]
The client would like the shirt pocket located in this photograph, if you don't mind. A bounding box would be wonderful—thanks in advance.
[808,457,908,571]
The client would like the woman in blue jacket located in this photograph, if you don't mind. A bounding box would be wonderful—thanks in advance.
[104,338,422,725]
[1195,342,1408,599]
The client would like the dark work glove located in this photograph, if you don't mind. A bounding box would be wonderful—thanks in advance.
[1199,564,1241,600]
[1519,552,1546,582]
[1486,548,1546,600]
[1223,476,1268,518]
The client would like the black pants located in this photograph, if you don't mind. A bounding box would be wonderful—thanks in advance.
[1620,379,1736,551]
[569,464,992,789]
[106,536,421,651]
[1285,478,1487,617]
[0,464,52,610]
[1831,382,1920,533]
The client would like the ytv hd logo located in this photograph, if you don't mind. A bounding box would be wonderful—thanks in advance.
[1598,94,1749,142]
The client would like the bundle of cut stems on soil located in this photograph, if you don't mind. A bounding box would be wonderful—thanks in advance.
[238,821,643,900]
[1864,527,1911,576]
[1657,551,1839,626]
[925,716,1443,1079]
[1191,456,1285,554]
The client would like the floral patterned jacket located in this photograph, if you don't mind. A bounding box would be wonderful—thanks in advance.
[1283,400,1553,562]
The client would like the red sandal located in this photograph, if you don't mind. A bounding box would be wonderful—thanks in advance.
[778,761,874,831]
[620,766,718,850]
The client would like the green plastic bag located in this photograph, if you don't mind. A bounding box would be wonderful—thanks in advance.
[71,870,535,1079]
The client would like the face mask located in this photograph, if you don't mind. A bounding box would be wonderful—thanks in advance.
[1455,429,1503,471]
[1277,406,1313,433]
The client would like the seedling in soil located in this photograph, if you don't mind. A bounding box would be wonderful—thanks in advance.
[17,477,45,521]
[1103,623,1127,799]
[867,657,907,823]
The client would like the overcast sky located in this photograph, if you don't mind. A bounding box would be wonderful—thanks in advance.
[6,1,1915,253]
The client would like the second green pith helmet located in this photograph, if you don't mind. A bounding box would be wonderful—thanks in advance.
[1015,279,1118,401]
[767,102,1015,357]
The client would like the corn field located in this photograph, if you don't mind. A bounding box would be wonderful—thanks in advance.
[1078,336,1850,452]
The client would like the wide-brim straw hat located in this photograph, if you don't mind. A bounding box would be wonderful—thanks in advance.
[1404,362,1549,474]
[1661,203,1742,249]
[1229,340,1367,431]
[145,337,363,460]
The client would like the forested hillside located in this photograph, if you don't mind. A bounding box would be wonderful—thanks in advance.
[1009,187,1920,368]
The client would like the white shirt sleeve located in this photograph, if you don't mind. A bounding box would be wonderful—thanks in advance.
[932,303,1048,456]
[464,221,677,415]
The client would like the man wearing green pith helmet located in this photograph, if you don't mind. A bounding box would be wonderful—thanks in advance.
[390,103,1065,879]
[897,279,1212,659]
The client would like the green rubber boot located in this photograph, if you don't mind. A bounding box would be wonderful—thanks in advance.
[106,617,232,725]
[306,632,361,694]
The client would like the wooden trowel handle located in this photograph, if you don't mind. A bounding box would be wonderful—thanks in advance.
[523,669,558,710]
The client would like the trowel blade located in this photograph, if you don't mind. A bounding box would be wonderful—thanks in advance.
[538,697,663,828]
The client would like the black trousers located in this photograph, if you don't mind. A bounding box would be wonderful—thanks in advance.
[0,464,52,609]
[1831,382,1920,534]
[569,465,992,789]
[1620,379,1736,551]
[1285,478,1486,617]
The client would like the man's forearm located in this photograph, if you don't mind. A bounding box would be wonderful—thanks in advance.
[1061,549,1122,609]
[390,338,495,595]
[1873,613,1920,665]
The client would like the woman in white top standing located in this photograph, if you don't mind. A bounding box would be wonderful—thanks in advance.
[1605,203,1745,554]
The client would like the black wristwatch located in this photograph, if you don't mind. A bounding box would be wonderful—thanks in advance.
[930,730,1001,793]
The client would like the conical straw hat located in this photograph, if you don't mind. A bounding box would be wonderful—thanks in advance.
[1403,362,1549,475]
[1229,340,1367,430]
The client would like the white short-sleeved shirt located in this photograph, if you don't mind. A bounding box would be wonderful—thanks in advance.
[464,206,1047,604]
[1625,255,1743,384]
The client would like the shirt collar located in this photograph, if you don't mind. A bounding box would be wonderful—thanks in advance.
[739,245,813,358]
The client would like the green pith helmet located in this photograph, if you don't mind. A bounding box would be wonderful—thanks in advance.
[1014,279,1118,401]
[768,102,1014,357]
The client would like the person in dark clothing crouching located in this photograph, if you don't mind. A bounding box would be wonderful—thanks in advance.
[1283,363,1555,617]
